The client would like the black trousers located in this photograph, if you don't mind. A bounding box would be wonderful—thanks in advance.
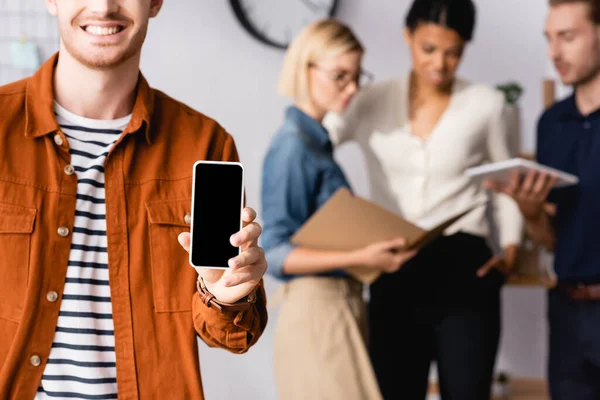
[369,233,504,400]
[548,289,600,400]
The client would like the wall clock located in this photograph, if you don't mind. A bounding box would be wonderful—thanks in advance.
[230,0,339,49]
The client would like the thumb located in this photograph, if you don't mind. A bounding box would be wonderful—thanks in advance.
[178,232,191,253]
[181,232,225,283]
[483,179,501,192]
[196,268,226,285]
[477,256,501,278]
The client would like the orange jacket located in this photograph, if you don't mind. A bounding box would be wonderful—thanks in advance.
[0,54,267,399]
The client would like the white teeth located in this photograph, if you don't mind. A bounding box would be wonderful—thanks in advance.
[85,25,120,36]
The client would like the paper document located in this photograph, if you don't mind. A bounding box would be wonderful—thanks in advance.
[291,188,481,284]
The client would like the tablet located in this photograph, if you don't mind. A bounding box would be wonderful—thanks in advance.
[465,158,579,188]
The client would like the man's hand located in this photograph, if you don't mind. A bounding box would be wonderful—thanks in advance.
[477,244,518,278]
[178,207,267,304]
[484,170,557,220]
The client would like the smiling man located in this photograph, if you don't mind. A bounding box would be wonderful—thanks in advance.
[0,1,268,399]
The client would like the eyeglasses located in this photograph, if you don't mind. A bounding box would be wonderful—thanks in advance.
[309,63,374,89]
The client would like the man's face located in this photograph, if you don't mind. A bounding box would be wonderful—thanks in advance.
[545,2,600,86]
[45,0,163,70]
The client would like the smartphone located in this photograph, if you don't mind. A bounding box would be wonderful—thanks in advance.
[190,161,244,269]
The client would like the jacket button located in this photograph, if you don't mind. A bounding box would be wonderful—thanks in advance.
[54,134,64,146]
[184,214,192,225]
[30,355,42,367]
[46,291,59,303]
[57,226,70,237]
[64,165,75,176]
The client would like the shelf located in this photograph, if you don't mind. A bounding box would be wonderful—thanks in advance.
[428,378,549,399]
[507,275,556,288]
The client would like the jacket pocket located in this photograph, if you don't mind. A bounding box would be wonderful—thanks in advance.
[146,198,196,313]
[0,203,36,322]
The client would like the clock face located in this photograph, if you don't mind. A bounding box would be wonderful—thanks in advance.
[230,0,339,49]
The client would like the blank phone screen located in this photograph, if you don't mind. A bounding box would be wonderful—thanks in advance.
[191,162,243,268]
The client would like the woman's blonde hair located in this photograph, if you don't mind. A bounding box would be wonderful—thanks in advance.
[278,19,364,101]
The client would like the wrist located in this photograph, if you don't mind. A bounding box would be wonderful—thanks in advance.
[523,206,547,224]
[525,212,550,234]
[197,277,257,312]
[346,249,366,269]
[502,244,519,269]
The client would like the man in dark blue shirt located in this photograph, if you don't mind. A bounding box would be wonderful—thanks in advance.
[487,0,600,398]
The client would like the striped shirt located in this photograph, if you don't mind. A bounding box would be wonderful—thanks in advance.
[36,104,131,400]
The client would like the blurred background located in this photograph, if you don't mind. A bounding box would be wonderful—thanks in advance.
[0,0,574,398]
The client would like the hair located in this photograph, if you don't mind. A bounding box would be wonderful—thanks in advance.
[405,0,477,42]
[549,0,600,23]
[278,19,364,100]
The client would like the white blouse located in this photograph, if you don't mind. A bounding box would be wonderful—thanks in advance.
[324,75,524,249]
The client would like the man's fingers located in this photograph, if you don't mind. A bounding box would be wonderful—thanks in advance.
[178,232,191,253]
[483,179,501,192]
[532,172,549,195]
[499,171,521,197]
[229,247,264,270]
[540,175,558,199]
[231,222,262,247]
[223,272,253,287]
[520,170,537,195]
[222,266,261,287]
[242,207,257,225]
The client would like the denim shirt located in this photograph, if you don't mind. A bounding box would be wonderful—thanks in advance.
[261,106,351,281]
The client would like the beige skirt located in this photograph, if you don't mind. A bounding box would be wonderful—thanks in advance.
[273,276,383,400]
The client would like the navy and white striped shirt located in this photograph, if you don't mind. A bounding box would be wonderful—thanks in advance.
[36,103,131,400]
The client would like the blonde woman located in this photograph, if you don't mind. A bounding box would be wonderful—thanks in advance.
[261,20,416,400]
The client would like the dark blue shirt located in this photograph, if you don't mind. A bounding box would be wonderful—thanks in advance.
[537,94,600,282]
[261,106,351,281]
